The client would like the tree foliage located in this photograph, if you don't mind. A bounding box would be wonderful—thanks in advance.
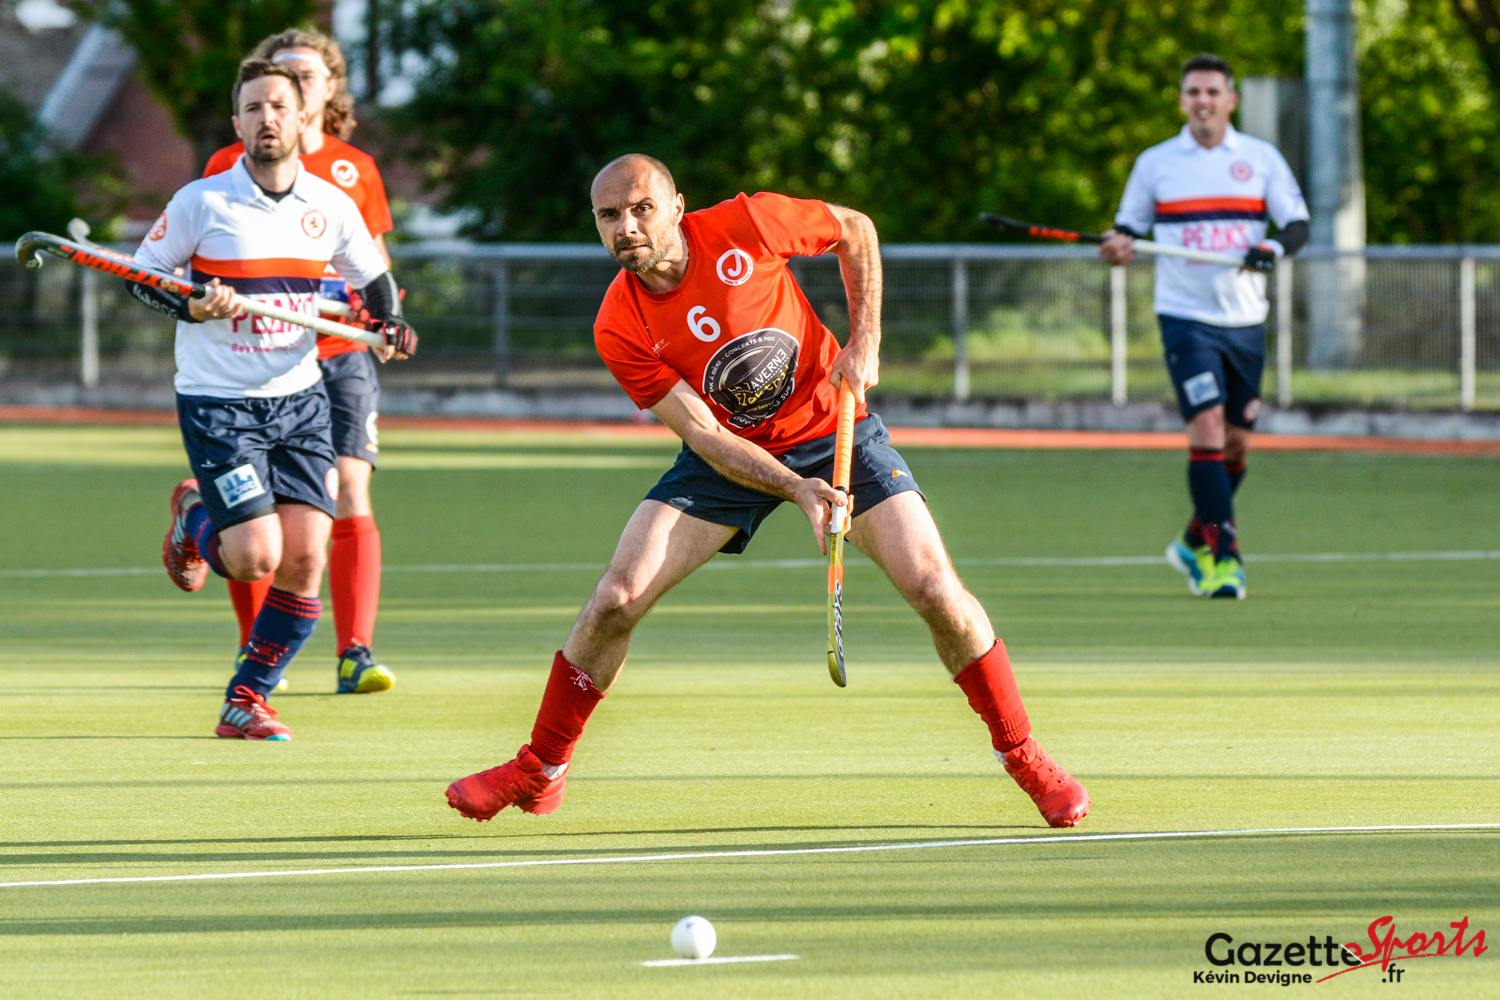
[387,0,1498,243]
[0,89,93,235]
[75,0,323,169]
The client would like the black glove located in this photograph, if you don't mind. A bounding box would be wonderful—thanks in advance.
[371,317,418,360]
[1242,244,1279,274]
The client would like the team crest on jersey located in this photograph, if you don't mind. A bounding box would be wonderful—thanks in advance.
[301,209,328,239]
[148,213,168,241]
[331,159,360,188]
[1230,161,1254,182]
[716,248,754,286]
[701,328,798,428]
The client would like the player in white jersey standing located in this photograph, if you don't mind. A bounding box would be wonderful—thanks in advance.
[1101,53,1309,599]
[135,60,417,740]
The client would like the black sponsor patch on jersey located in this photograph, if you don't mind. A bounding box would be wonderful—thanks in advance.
[701,328,799,428]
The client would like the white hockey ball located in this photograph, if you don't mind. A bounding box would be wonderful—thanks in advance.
[670,915,716,959]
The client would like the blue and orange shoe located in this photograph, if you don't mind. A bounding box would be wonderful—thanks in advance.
[216,685,292,741]
[1166,535,1214,596]
[162,479,208,592]
[446,745,567,820]
[1002,737,1090,828]
[336,644,395,694]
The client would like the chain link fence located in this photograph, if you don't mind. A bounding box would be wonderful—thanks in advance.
[3,243,1498,410]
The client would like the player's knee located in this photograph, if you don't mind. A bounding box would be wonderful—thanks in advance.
[588,573,649,629]
[277,549,326,590]
[905,569,963,618]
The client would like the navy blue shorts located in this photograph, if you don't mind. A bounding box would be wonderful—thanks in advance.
[645,412,923,554]
[1160,315,1266,428]
[320,349,380,467]
[176,386,338,530]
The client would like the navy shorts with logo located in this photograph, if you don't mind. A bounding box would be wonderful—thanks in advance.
[319,349,380,467]
[645,412,923,554]
[176,385,339,530]
[1159,314,1266,429]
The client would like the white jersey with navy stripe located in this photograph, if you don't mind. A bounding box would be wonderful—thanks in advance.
[1115,124,1308,327]
[134,158,387,398]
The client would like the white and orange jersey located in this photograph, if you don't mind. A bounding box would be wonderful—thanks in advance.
[134,158,387,398]
[1115,124,1308,327]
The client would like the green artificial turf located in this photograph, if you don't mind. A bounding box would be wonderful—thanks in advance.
[0,425,1495,998]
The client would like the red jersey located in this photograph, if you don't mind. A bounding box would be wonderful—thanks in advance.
[204,135,393,359]
[594,192,863,455]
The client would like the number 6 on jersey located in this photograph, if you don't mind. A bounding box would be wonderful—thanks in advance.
[826,383,857,687]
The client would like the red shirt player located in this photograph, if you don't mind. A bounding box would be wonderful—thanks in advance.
[444,154,1091,830]
[203,29,396,696]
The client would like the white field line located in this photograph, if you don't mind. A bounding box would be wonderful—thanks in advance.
[641,954,800,967]
[1,823,1494,891]
[7,550,1500,578]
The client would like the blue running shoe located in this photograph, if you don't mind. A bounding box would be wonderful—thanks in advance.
[1166,536,1214,596]
[336,644,395,694]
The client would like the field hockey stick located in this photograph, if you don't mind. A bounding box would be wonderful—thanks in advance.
[62,219,356,319]
[15,229,385,348]
[825,381,858,688]
[979,213,1247,267]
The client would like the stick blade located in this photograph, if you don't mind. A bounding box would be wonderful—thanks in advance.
[826,536,847,688]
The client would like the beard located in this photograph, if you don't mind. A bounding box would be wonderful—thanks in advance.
[245,126,297,166]
[611,229,676,274]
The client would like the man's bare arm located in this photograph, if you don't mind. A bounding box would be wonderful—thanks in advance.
[650,381,846,553]
[823,203,881,402]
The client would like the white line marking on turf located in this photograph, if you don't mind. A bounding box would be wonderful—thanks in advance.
[1,824,1494,890]
[640,954,800,967]
[9,550,1500,579]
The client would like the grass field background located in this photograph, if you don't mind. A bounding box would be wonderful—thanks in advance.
[0,424,1495,998]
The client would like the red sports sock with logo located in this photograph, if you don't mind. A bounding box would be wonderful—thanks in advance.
[529,651,605,767]
[330,515,381,656]
[953,639,1031,753]
[228,576,273,648]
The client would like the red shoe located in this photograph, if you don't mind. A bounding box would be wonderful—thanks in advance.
[162,479,208,592]
[446,744,567,821]
[1003,737,1090,828]
[216,685,292,741]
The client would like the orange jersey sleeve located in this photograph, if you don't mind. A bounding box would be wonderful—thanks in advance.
[202,143,245,178]
[303,138,394,238]
[594,275,682,410]
[741,191,842,257]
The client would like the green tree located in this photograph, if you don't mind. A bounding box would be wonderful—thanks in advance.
[74,0,322,169]
[1364,0,1500,241]
[0,89,91,235]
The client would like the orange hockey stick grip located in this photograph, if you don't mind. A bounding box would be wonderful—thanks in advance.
[831,384,857,492]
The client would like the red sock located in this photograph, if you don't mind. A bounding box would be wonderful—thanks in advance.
[529,651,604,766]
[228,576,273,648]
[330,515,381,656]
[953,639,1031,753]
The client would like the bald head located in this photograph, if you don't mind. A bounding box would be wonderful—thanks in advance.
[591,154,676,201]
[591,153,686,277]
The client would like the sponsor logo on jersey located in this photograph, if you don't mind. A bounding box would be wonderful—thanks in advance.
[716,248,754,286]
[701,328,798,428]
[301,209,328,239]
[148,213,168,241]
[215,464,267,508]
[331,159,360,188]
[1230,161,1254,182]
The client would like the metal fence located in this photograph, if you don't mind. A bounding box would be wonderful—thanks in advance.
[3,243,1499,410]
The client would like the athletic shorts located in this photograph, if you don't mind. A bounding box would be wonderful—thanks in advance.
[176,386,338,530]
[645,412,923,554]
[1159,314,1266,429]
[319,348,380,467]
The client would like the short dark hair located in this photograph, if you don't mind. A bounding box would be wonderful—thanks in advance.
[1181,53,1235,90]
[231,59,305,113]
